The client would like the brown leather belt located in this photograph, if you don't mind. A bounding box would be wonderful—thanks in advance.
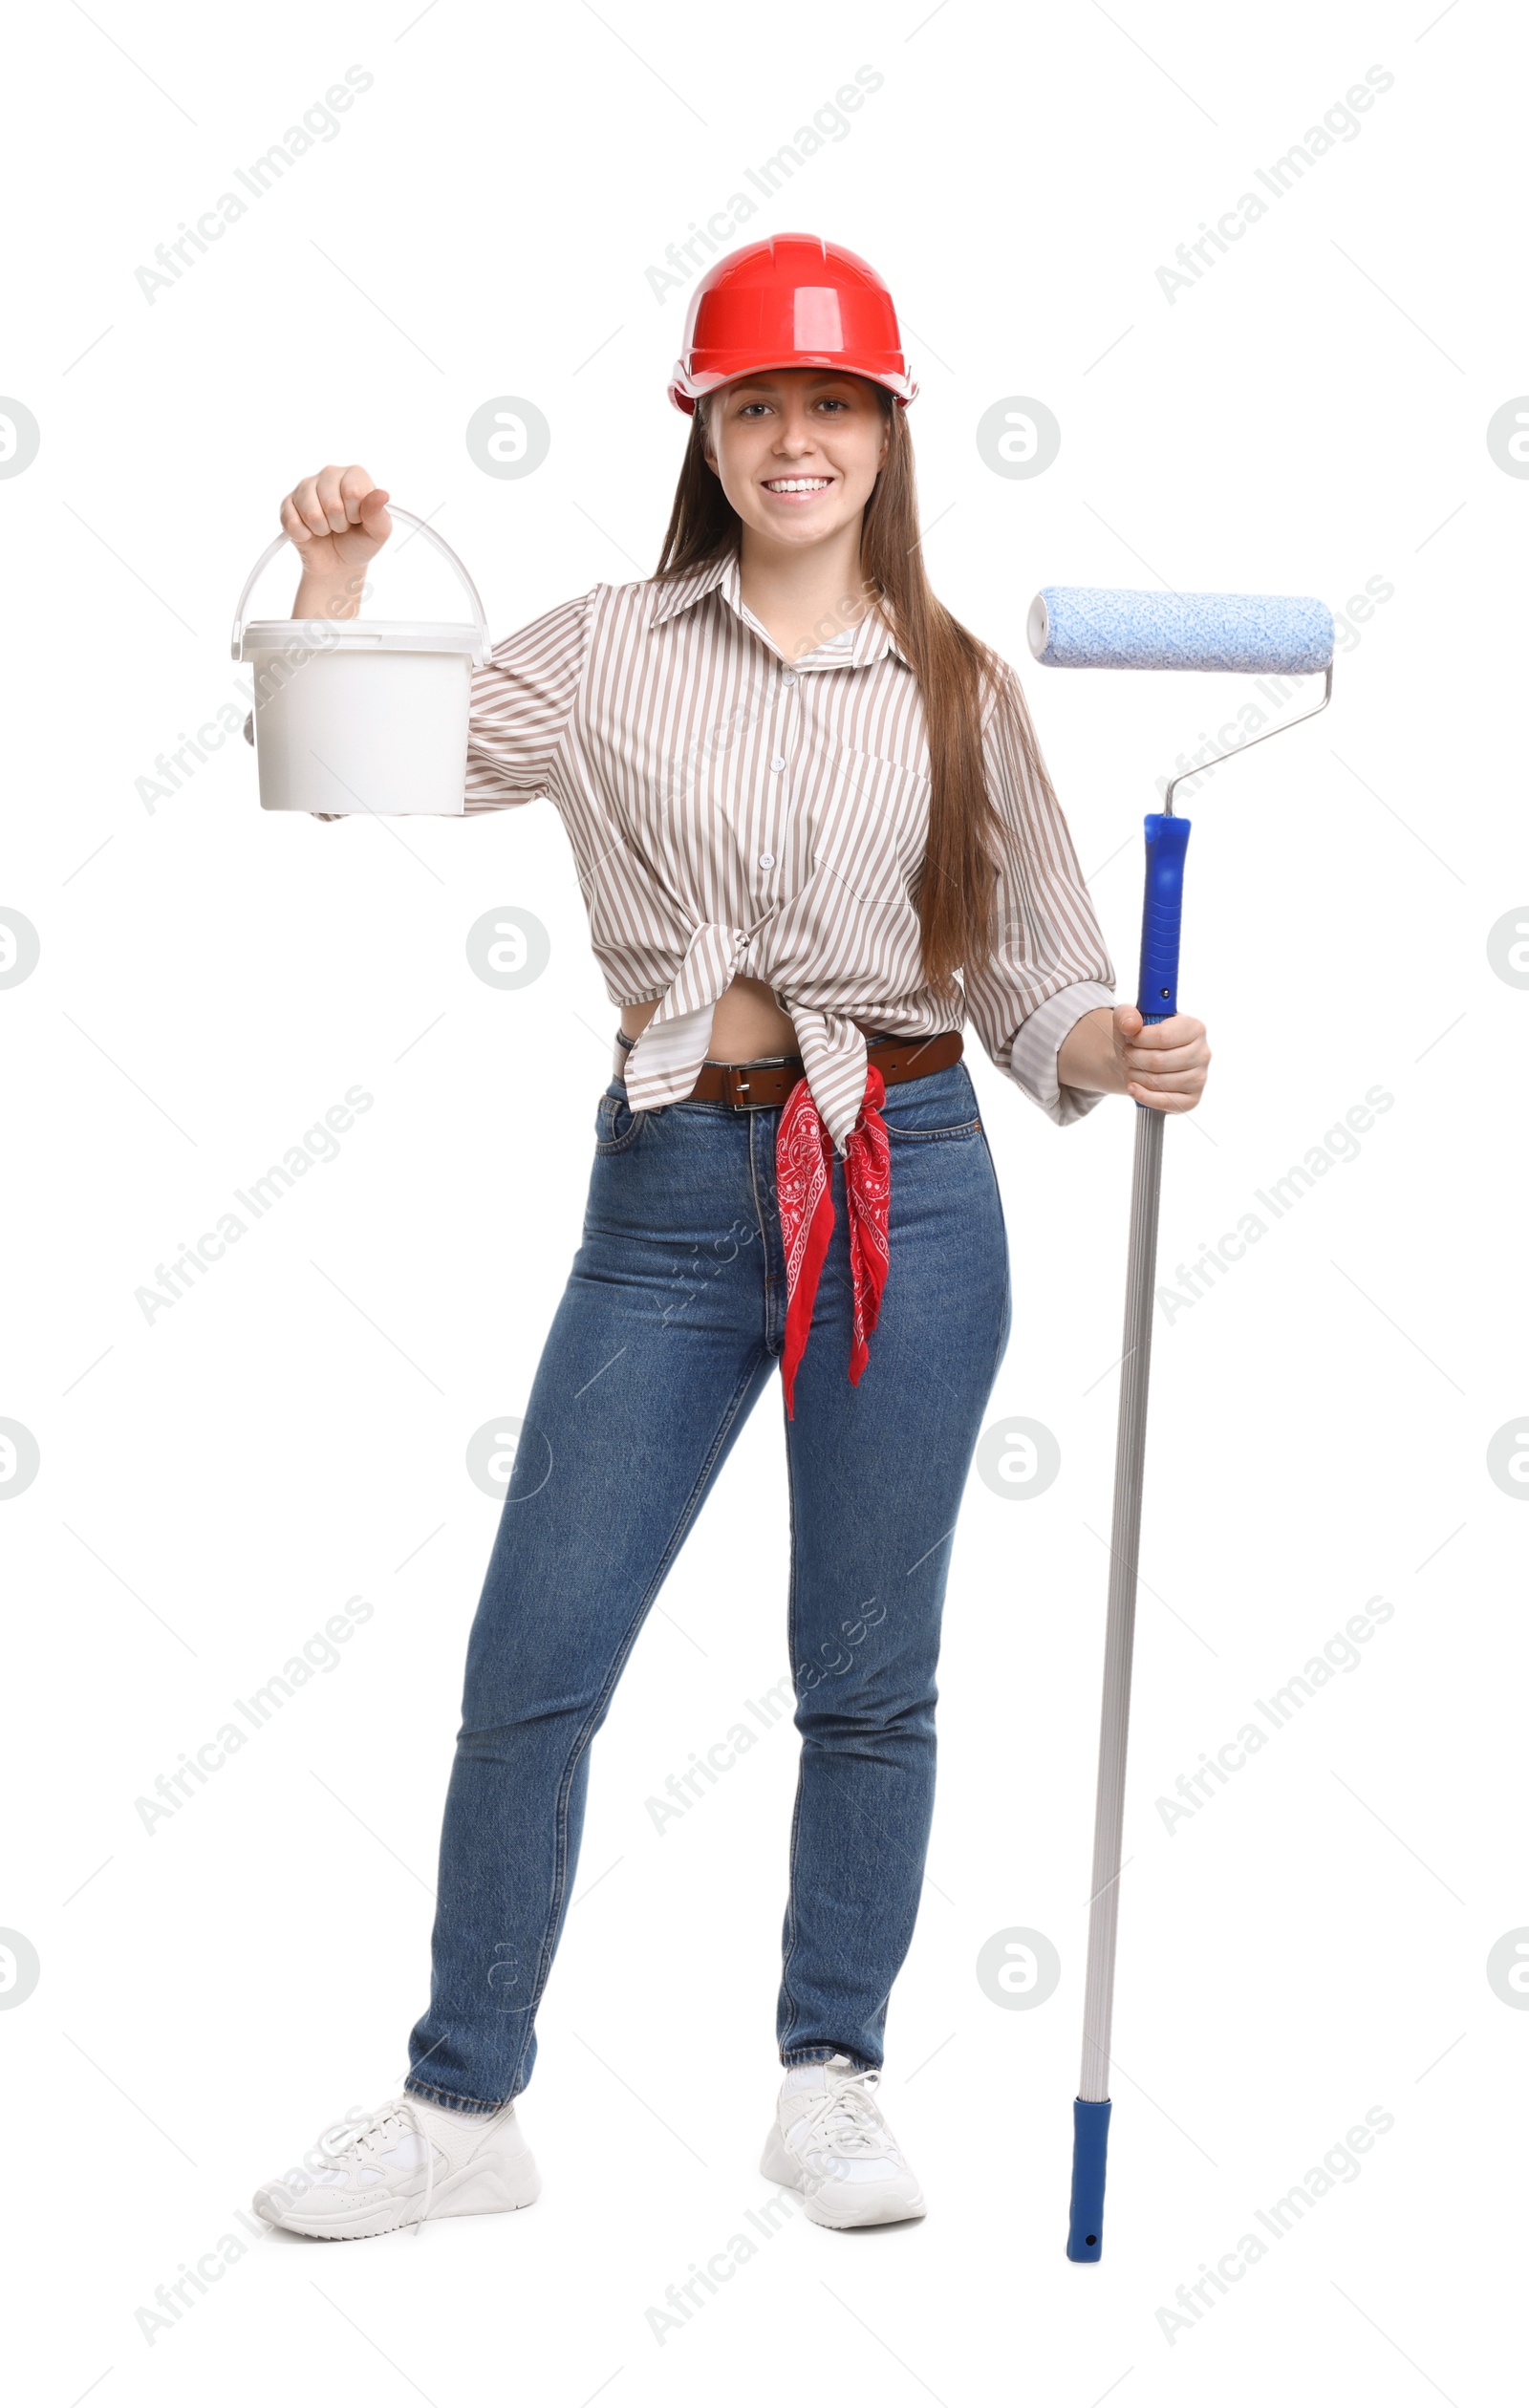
[682,1028,963,1111]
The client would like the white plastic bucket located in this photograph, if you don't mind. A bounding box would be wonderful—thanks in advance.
[230,507,491,816]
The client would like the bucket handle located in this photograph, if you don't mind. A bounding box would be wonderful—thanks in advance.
[229,505,491,665]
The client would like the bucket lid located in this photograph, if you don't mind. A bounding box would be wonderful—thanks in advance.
[239,617,485,661]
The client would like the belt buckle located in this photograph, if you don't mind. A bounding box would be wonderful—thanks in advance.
[712,1052,796,1111]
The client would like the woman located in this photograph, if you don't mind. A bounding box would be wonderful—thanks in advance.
[252,233,1209,2242]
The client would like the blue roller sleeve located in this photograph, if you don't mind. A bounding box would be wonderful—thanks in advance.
[1137,812,1191,1029]
[1067,2097,1111,2261]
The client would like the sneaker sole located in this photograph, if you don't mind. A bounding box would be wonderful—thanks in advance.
[759,2129,926,2229]
[257,2152,541,2241]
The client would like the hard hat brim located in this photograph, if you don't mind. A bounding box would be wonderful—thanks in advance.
[668,355,918,415]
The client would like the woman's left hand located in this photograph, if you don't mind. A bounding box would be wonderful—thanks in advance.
[1110,1003,1210,1112]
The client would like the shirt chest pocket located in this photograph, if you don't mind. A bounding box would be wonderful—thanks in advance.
[810,742,931,907]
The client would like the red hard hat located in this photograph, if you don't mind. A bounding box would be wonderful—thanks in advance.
[668,232,917,415]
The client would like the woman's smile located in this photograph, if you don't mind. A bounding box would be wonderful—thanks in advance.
[760,472,836,503]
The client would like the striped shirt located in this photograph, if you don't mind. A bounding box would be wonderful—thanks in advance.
[461,548,1116,1149]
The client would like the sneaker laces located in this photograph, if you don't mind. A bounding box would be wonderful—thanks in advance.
[793,2069,895,2169]
[316,2096,437,2236]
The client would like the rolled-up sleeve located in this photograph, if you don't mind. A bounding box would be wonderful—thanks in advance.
[463,588,595,814]
[962,661,1117,1127]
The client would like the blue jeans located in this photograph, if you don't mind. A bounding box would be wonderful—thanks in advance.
[405,1056,1011,2112]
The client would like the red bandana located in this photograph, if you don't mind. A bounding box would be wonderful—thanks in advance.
[776,1065,891,1418]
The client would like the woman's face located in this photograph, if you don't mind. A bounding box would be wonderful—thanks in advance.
[701,369,890,549]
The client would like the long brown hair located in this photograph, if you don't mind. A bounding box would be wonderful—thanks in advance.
[654,388,1058,990]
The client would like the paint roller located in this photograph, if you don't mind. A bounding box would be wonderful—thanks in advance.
[1025,586,1336,2266]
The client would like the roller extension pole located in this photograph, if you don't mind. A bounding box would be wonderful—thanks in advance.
[1027,582,1335,2264]
[1066,810,1189,2264]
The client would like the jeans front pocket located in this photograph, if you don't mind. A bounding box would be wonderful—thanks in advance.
[885,1115,982,1144]
[593,1085,644,1155]
[881,1062,983,1144]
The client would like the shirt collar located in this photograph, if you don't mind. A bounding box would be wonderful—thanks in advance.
[650,549,909,670]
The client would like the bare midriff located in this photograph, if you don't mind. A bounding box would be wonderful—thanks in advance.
[619,974,880,1064]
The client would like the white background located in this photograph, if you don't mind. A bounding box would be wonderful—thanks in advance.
[2,3,1521,2402]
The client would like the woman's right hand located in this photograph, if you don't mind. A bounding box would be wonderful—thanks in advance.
[281,464,393,620]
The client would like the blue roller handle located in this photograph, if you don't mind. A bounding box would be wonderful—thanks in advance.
[1136,812,1192,1033]
[1067,2098,1111,2260]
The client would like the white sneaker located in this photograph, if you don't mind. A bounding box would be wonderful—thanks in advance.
[253,2095,540,2241]
[761,2054,925,2228]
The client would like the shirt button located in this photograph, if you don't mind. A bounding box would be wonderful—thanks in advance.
[781,670,797,686]
[769,754,786,771]
[759,851,775,869]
